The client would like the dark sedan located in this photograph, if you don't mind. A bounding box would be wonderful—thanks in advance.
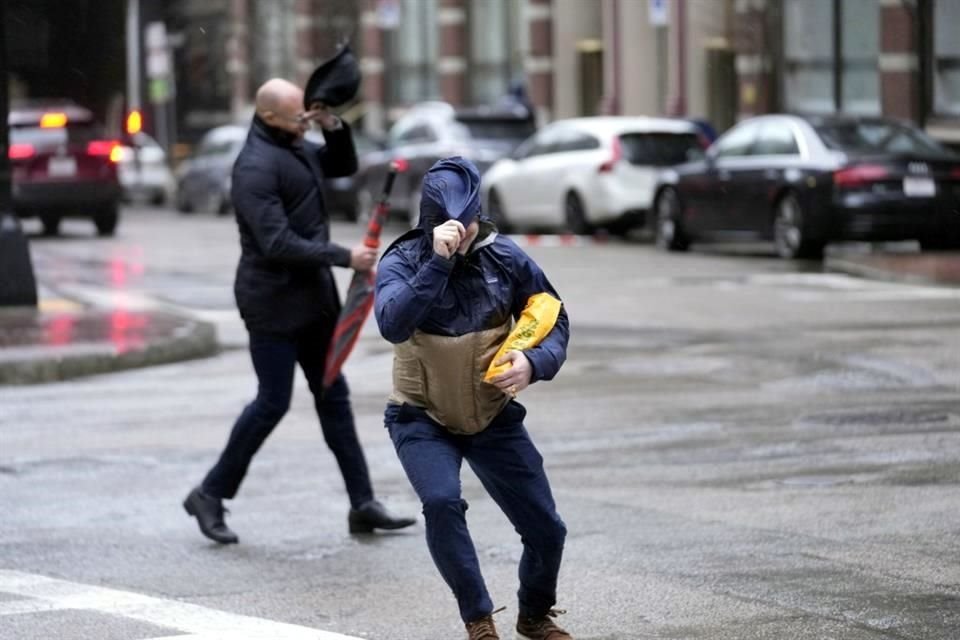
[653,115,960,259]
[352,101,536,226]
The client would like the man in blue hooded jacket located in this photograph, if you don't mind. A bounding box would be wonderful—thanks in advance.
[375,157,574,640]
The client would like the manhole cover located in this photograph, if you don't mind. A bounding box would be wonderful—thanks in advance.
[802,410,952,427]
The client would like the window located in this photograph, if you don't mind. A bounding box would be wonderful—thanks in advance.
[782,0,879,115]
[753,124,800,156]
[933,0,960,116]
[468,0,523,104]
[553,131,600,153]
[714,123,759,158]
[387,0,439,105]
[815,121,955,158]
[619,132,702,165]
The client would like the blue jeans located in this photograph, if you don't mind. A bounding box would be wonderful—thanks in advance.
[202,322,374,509]
[386,402,566,623]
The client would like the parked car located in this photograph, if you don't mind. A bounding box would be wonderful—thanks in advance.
[353,101,537,226]
[482,117,704,234]
[117,132,174,205]
[308,129,385,221]
[653,115,960,258]
[175,125,246,215]
[8,101,122,236]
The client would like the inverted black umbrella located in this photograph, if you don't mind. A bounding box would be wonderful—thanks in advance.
[323,159,407,389]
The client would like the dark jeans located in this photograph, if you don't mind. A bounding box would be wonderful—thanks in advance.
[386,402,566,623]
[202,322,374,509]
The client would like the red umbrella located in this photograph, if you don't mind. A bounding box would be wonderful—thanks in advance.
[323,159,407,389]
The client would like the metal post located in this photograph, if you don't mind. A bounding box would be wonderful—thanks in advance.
[0,0,39,307]
[126,0,141,113]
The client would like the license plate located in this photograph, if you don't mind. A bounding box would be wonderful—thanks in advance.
[903,176,935,198]
[47,156,77,178]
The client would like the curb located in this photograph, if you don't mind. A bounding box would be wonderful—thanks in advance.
[0,310,219,385]
[825,256,960,289]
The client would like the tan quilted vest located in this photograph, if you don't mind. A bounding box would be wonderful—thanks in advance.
[389,321,512,435]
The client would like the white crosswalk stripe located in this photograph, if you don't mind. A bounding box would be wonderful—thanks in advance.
[0,570,363,640]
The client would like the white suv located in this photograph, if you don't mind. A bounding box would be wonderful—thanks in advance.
[481,117,705,234]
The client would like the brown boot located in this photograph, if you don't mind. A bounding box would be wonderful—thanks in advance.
[515,609,573,640]
[465,614,500,640]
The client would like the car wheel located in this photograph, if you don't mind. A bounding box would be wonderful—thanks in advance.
[655,188,689,252]
[175,187,193,214]
[150,190,166,206]
[94,205,120,237]
[564,192,592,235]
[773,192,823,260]
[487,190,514,233]
[40,216,62,237]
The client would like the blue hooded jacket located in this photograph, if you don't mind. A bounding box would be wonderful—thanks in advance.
[375,157,569,383]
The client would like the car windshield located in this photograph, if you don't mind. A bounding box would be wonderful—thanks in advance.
[815,121,956,158]
[11,121,105,147]
[619,132,702,166]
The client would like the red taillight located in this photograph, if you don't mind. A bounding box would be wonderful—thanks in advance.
[8,143,35,159]
[697,133,711,150]
[599,137,623,173]
[87,140,121,163]
[833,164,889,187]
[950,167,960,180]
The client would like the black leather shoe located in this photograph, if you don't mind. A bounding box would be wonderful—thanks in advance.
[183,487,239,544]
[348,499,416,534]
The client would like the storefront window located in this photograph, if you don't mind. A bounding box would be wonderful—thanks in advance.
[388,0,439,105]
[783,0,835,113]
[782,0,879,115]
[840,0,880,115]
[469,0,516,104]
[933,0,960,116]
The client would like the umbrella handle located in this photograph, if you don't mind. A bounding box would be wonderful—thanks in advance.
[363,159,407,249]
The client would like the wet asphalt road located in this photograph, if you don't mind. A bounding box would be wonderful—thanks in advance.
[2,205,959,639]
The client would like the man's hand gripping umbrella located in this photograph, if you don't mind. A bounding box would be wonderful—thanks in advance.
[323,159,408,389]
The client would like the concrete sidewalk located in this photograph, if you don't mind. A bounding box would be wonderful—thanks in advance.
[0,291,217,385]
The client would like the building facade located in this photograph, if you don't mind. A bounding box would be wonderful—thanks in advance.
[162,0,959,149]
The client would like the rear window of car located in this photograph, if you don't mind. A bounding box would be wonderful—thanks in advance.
[618,132,702,166]
[11,121,105,148]
[454,118,537,143]
[815,121,956,158]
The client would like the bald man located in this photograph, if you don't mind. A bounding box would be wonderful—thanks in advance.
[183,78,415,544]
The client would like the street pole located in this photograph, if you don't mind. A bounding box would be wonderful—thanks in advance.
[126,0,141,115]
[0,0,39,308]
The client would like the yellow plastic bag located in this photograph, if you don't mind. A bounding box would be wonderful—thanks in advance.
[483,292,562,382]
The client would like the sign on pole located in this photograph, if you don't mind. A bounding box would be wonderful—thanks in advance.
[649,0,670,26]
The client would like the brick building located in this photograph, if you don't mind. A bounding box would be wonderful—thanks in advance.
[162,0,959,149]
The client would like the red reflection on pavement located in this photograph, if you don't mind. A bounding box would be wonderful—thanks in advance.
[108,310,149,354]
[46,315,75,346]
[108,250,146,287]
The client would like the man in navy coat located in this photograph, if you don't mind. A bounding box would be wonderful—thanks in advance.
[183,78,414,544]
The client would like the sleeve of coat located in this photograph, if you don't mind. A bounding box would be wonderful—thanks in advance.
[315,121,358,178]
[510,243,569,383]
[375,246,455,344]
[232,158,352,267]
